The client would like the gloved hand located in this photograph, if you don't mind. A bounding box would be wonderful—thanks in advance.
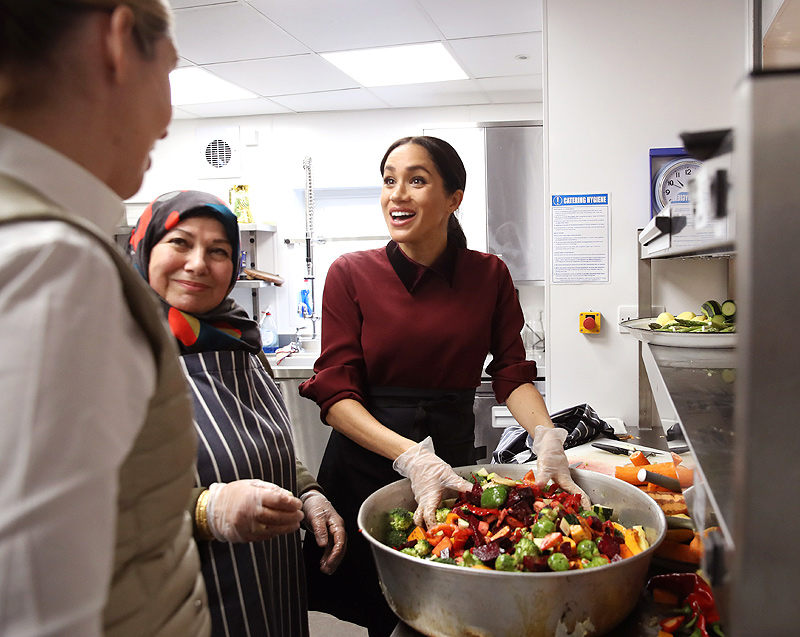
[533,426,591,510]
[393,437,473,528]
[300,490,347,575]
[206,479,304,543]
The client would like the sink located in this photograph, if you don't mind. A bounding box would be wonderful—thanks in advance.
[266,352,318,378]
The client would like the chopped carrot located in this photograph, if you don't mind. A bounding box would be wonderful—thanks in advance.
[659,631,675,637]
[619,543,634,559]
[689,533,703,555]
[651,588,680,606]
[489,526,511,542]
[431,536,453,557]
[654,539,701,564]
[630,450,650,466]
[614,462,693,488]
[406,526,426,544]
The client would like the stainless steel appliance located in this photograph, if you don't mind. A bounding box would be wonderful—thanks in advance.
[486,124,545,282]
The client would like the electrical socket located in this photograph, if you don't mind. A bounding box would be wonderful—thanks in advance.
[618,305,665,333]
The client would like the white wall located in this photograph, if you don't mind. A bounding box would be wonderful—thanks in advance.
[544,1,748,426]
[135,103,542,335]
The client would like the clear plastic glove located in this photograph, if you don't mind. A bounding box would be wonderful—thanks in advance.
[533,426,591,510]
[300,490,346,575]
[393,437,473,528]
[206,479,304,543]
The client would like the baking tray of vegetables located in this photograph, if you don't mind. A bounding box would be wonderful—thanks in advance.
[620,299,736,349]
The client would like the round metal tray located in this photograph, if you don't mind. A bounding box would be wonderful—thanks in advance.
[620,318,736,349]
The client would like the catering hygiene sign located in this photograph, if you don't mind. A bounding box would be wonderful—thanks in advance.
[551,193,610,284]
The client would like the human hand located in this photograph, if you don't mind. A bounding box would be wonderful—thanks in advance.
[533,426,591,509]
[300,490,346,575]
[393,437,473,528]
[206,479,304,543]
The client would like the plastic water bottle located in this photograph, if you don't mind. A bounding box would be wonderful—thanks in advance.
[260,311,279,353]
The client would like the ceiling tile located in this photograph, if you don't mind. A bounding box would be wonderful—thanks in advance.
[171,106,200,119]
[476,75,543,103]
[204,55,359,96]
[418,0,542,38]
[368,80,491,109]
[173,4,309,64]
[246,0,440,52]
[177,97,292,118]
[270,89,390,113]
[449,33,542,79]
[169,0,236,9]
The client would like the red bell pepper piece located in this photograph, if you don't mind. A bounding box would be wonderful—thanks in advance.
[659,615,685,633]
[461,503,501,517]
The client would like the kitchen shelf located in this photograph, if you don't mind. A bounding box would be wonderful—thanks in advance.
[639,344,735,567]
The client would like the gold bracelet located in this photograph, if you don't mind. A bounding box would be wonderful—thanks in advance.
[195,489,214,541]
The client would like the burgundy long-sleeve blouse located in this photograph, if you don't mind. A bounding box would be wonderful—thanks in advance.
[298,241,537,421]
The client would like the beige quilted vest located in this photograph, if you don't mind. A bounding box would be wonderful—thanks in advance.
[0,175,210,636]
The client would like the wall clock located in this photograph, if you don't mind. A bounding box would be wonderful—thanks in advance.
[649,148,703,216]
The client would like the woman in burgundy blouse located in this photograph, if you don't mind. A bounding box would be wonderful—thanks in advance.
[299,136,587,636]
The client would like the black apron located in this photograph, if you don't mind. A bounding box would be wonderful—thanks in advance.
[304,386,476,637]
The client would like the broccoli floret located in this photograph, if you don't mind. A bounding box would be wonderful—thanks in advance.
[414,539,433,557]
[400,547,417,557]
[386,527,410,549]
[435,507,452,524]
[388,507,413,531]
[431,556,458,565]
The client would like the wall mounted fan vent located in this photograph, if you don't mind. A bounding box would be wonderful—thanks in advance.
[196,126,241,179]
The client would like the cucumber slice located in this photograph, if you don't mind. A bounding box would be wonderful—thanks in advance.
[701,300,722,318]
[592,504,613,522]
[721,299,736,320]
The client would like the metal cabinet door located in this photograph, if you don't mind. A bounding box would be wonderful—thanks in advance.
[486,125,545,282]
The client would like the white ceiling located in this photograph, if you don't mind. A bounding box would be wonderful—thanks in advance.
[169,0,543,119]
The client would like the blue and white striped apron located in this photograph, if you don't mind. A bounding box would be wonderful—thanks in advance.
[181,350,308,637]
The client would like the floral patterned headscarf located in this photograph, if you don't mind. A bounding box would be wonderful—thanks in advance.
[129,190,261,355]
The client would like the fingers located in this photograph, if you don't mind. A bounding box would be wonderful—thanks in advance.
[250,480,304,511]
[319,519,347,575]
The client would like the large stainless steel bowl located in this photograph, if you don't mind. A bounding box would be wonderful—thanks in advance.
[358,465,666,637]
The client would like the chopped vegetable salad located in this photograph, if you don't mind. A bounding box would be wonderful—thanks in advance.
[384,468,650,572]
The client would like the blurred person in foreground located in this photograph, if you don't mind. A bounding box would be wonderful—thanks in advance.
[129,189,346,637]
[0,1,209,634]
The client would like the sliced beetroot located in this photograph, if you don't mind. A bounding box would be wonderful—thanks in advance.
[559,542,576,560]
[472,542,500,562]
[522,555,550,572]
[597,534,621,559]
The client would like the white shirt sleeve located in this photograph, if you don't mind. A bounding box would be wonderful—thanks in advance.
[0,221,156,636]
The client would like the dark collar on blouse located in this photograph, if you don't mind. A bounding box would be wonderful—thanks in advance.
[386,240,458,293]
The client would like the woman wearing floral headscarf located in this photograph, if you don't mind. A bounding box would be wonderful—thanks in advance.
[130,190,346,637]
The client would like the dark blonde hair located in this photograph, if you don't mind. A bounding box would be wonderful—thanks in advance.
[0,0,172,66]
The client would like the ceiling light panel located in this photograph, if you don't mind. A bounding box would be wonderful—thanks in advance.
[322,43,468,87]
